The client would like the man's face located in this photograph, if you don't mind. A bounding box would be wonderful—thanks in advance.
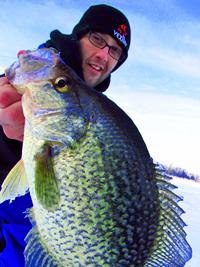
[79,32,121,88]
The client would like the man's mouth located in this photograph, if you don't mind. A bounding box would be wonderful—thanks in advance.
[89,64,103,71]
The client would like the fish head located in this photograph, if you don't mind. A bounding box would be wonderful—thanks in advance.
[5,48,94,147]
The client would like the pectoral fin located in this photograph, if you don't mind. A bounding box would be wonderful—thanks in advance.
[0,159,29,203]
[35,141,60,211]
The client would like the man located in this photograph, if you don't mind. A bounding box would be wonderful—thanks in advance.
[0,4,131,266]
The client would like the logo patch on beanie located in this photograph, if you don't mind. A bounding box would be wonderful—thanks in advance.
[114,24,128,47]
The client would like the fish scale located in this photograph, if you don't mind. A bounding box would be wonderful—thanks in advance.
[0,48,192,267]
[24,119,159,266]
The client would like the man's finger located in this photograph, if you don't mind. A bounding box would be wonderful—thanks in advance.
[2,122,24,141]
[0,83,22,108]
[0,100,24,125]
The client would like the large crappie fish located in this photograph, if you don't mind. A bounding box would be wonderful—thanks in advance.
[0,48,192,266]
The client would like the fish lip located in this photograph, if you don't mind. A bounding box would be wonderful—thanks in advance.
[32,107,68,117]
[22,96,69,122]
[28,101,70,117]
[5,61,19,80]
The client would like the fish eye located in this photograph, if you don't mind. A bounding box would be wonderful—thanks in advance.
[54,76,71,93]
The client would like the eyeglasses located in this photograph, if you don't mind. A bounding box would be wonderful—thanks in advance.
[88,31,126,62]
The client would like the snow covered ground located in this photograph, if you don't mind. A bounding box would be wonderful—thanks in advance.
[172,177,200,267]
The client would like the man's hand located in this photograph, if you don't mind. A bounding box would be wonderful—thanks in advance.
[0,76,24,142]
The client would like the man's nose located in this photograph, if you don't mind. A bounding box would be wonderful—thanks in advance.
[95,46,109,61]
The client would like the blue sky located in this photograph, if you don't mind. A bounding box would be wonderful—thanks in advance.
[0,0,200,174]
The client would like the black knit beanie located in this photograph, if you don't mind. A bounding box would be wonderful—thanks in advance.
[72,4,131,72]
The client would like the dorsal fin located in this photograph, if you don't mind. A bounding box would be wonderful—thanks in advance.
[144,163,192,266]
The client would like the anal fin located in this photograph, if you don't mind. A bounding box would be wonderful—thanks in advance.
[25,208,62,267]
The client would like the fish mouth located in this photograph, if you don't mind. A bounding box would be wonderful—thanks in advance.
[22,96,69,125]
[31,106,68,117]
[5,61,20,82]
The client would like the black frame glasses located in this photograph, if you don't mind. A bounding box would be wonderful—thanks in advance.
[88,31,126,62]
